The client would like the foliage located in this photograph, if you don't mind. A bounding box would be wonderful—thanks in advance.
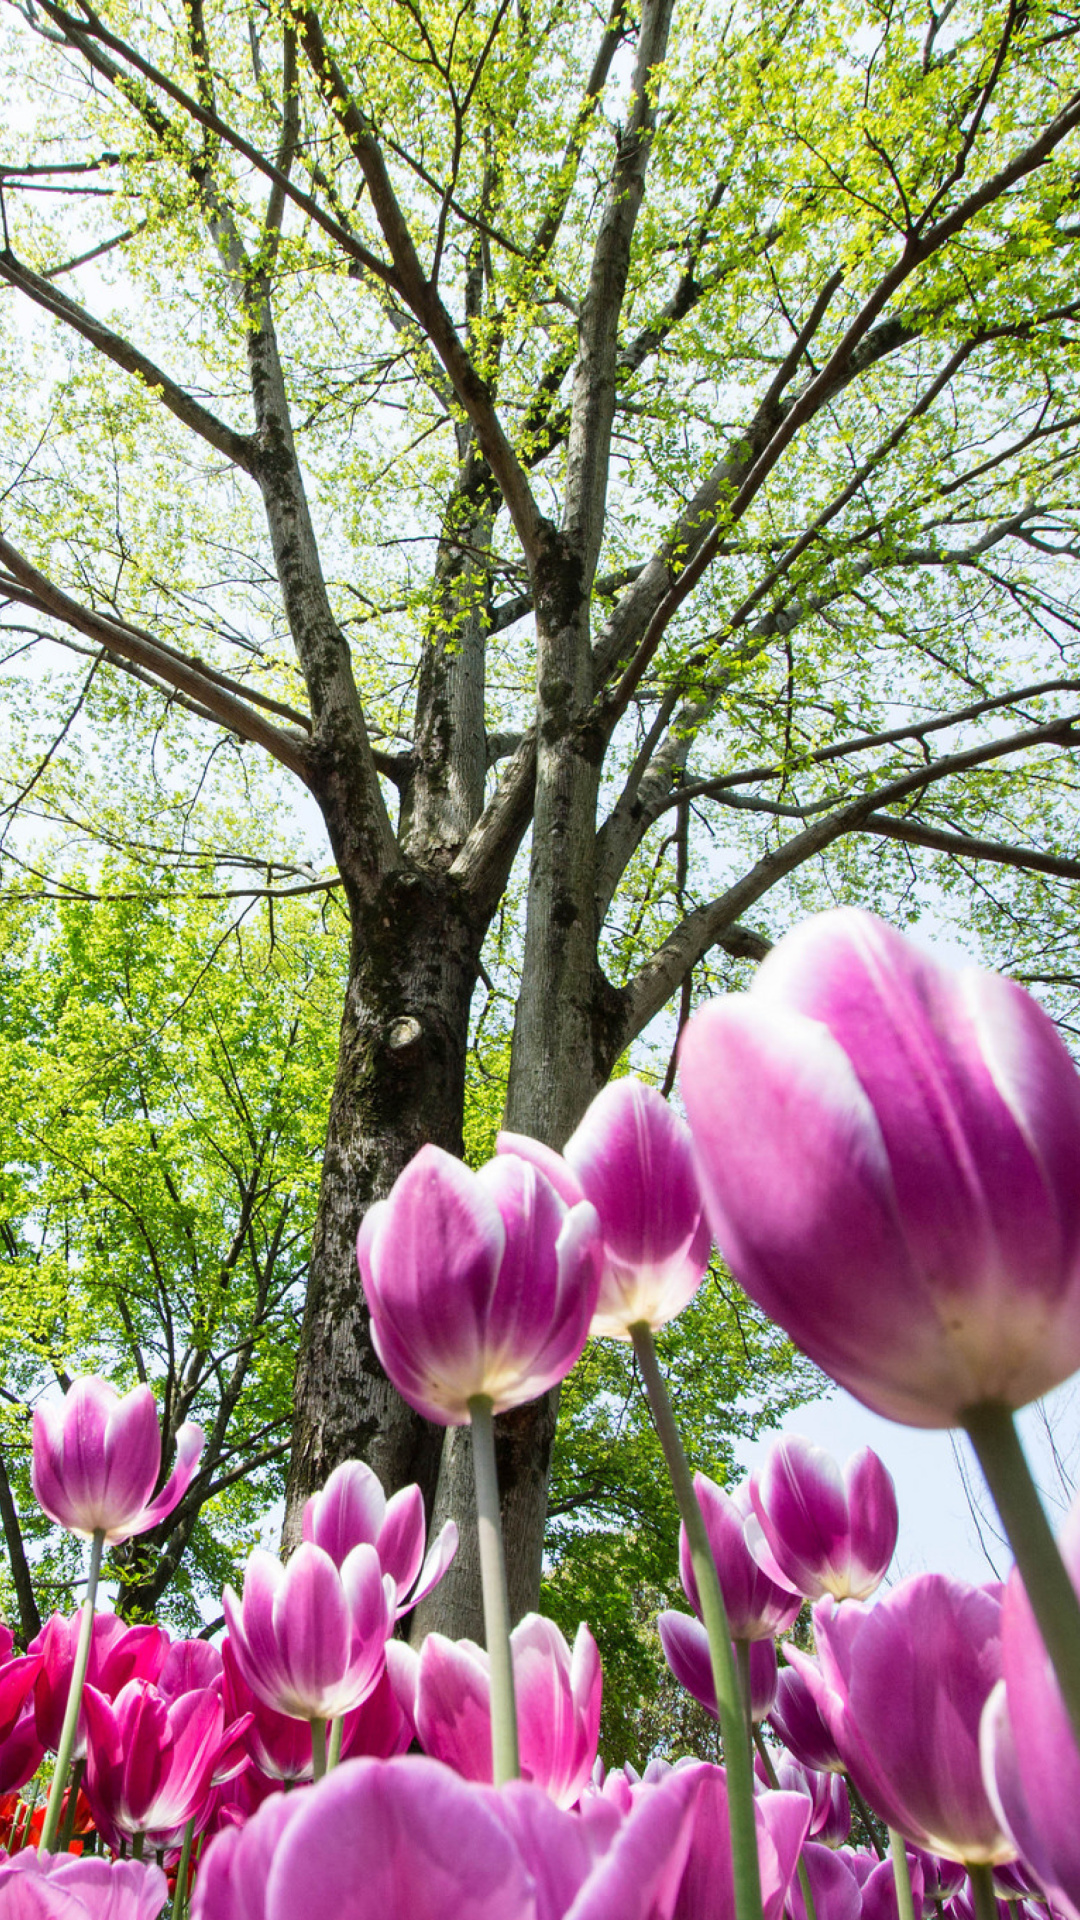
[0,875,346,1637]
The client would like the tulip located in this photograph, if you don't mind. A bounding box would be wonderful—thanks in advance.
[680,1478,802,1641]
[360,1148,601,1787]
[81,1676,249,1849]
[672,1765,811,1920]
[31,1612,168,1756]
[784,1577,1012,1864]
[223,1640,409,1784]
[679,907,1080,1427]
[0,1701,45,1796]
[301,1458,458,1617]
[773,1759,850,1847]
[223,1542,393,1748]
[788,1843,863,1920]
[0,1649,43,1747]
[32,1377,203,1544]
[980,1493,1080,1916]
[357,1147,601,1427]
[0,1850,168,1919]
[679,907,1080,1739]
[388,1613,602,1807]
[746,1439,898,1602]
[192,1754,705,1920]
[659,1612,777,1722]
[767,1665,844,1774]
[499,1076,712,1339]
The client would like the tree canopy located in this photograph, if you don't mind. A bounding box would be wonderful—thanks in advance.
[0,0,1078,1636]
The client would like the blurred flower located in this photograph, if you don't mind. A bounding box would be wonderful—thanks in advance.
[388,1614,601,1808]
[223,1542,393,1723]
[357,1148,601,1425]
[680,1477,801,1641]
[785,1577,1012,1862]
[499,1076,712,1338]
[746,1438,897,1602]
[981,1493,1080,1917]
[658,1612,777,1722]
[301,1459,457,1617]
[679,907,1080,1426]
[0,1849,167,1918]
[32,1378,203,1543]
[192,1754,704,1920]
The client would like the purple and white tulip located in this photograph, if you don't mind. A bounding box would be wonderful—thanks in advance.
[32,1378,203,1544]
[679,908,1080,1427]
[301,1459,457,1618]
[499,1076,712,1338]
[746,1439,898,1602]
[680,1477,802,1642]
[223,1542,394,1723]
[357,1147,601,1424]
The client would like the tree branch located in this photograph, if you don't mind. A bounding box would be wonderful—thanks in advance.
[860,811,1080,882]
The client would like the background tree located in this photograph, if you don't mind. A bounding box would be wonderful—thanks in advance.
[0,0,1079,1638]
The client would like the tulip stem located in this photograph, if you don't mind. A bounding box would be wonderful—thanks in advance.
[630,1322,764,1920]
[171,1818,196,1920]
[968,1865,998,1920]
[963,1401,1080,1748]
[327,1717,344,1771]
[57,1757,85,1852]
[735,1639,753,1751]
[468,1394,520,1786]
[310,1717,328,1780]
[889,1831,916,1920]
[39,1528,105,1854]
[846,1777,885,1858]
[754,1729,818,1920]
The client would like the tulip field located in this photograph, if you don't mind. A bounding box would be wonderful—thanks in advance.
[4,908,1080,1918]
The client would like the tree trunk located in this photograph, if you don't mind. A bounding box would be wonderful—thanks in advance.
[282,867,484,1548]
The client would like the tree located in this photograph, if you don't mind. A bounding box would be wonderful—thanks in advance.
[0,0,1079,1637]
[0,878,341,1641]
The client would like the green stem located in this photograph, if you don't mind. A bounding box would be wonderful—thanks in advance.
[630,1322,763,1920]
[57,1756,85,1852]
[963,1403,1080,1748]
[889,1831,916,1920]
[754,1729,817,1920]
[735,1638,753,1743]
[847,1776,885,1858]
[468,1394,520,1786]
[171,1817,196,1920]
[132,1832,145,1862]
[968,1864,999,1920]
[39,1530,105,1853]
[327,1717,344,1771]
[310,1717,327,1781]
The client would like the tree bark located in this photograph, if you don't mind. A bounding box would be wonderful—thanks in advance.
[282,869,484,1547]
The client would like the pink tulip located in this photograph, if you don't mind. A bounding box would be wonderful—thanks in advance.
[222,1640,409,1783]
[499,1077,712,1338]
[0,1851,167,1919]
[679,907,1080,1426]
[788,1843,863,1920]
[0,1699,45,1795]
[746,1438,898,1602]
[658,1612,777,1721]
[31,1611,168,1756]
[81,1676,249,1848]
[672,1765,811,1920]
[785,1577,1013,1863]
[192,1754,705,1920]
[773,1758,850,1846]
[357,1147,601,1424]
[389,1613,602,1807]
[767,1664,844,1773]
[32,1377,203,1543]
[301,1458,458,1616]
[980,1494,1080,1915]
[223,1542,394,1722]
[680,1476,801,1641]
[0,1648,43,1746]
